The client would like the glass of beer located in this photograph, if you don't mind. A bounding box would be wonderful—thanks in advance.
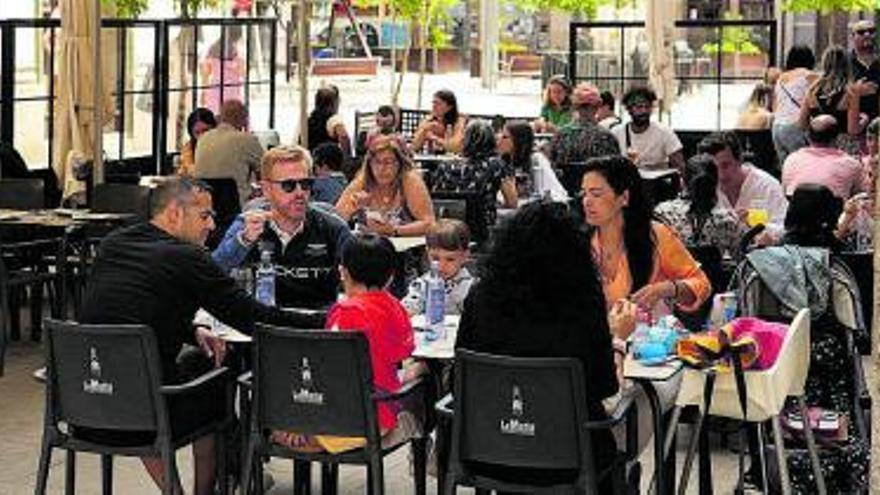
[746,200,769,227]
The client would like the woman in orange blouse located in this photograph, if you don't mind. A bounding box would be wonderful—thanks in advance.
[581,155,711,340]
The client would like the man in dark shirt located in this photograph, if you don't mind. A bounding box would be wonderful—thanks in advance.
[549,82,621,166]
[849,20,880,122]
[212,145,352,309]
[81,177,316,495]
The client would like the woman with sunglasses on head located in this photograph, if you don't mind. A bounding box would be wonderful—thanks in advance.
[335,135,435,237]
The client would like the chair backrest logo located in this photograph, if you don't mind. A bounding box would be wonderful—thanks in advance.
[292,357,324,405]
[82,347,114,395]
[499,384,535,437]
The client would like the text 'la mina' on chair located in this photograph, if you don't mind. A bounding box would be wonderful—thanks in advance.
[240,324,428,495]
[674,308,827,495]
[438,349,639,495]
[34,319,234,495]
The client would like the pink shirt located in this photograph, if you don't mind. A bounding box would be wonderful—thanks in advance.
[782,146,863,199]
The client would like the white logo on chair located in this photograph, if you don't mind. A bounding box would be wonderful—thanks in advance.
[499,384,535,437]
[82,347,114,396]
[292,357,324,405]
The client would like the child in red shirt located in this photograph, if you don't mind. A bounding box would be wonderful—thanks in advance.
[272,233,417,453]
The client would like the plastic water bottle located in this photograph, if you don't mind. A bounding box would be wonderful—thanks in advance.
[631,306,652,359]
[531,161,543,199]
[255,249,276,307]
[424,261,446,341]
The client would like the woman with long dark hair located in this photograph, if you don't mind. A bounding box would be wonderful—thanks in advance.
[655,154,746,259]
[177,107,217,176]
[581,155,710,331]
[307,85,352,157]
[497,120,568,201]
[411,89,467,154]
[455,200,619,487]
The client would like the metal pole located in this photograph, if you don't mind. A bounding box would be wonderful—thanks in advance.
[93,0,104,185]
[297,0,310,146]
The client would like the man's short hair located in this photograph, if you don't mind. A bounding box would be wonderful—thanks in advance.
[851,19,875,34]
[697,131,743,161]
[622,85,658,107]
[261,145,313,179]
[426,219,470,251]
[149,176,211,218]
[312,142,344,172]
[341,233,397,289]
[218,99,249,129]
[600,90,615,111]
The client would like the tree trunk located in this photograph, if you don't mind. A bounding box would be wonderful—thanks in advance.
[416,0,431,110]
[392,20,415,106]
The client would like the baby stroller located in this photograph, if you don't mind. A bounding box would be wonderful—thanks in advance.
[730,245,871,494]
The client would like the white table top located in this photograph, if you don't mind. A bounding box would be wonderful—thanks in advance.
[623,355,684,382]
[389,236,427,252]
[412,314,460,360]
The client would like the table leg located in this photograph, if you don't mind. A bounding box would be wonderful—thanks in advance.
[638,381,667,495]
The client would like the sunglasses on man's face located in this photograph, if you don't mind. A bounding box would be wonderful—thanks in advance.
[269,178,314,193]
[857,29,876,36]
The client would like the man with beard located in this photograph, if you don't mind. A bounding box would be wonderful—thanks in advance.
[611,85,685,172]
[212,145,352,309]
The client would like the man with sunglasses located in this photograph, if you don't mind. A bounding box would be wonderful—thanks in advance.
[212,145,353,309]
[849,20,880,122]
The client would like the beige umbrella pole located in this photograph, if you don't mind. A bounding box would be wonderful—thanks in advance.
[297,0,310,146]
[92,0,103,185]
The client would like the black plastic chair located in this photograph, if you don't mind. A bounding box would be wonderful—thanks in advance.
[0,177,45,209]
[200,178,242,250]
[439,349,637,495]
[559,161,589,198]
[0,224,68,374]
[240,324,428,495]
[429,190,488,244]
[90,183,151,221]
[432,198,468,222]
[35,319,233,495]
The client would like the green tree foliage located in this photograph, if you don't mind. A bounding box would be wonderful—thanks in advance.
[781,0,876,13]
[507,0,636,18]
[103,0,223,18]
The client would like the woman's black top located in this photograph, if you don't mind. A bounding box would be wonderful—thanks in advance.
[454,282,620,483]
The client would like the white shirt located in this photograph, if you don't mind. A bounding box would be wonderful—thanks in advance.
[611,121,683,170]
[716,164,788,239]
[530,152,569,202]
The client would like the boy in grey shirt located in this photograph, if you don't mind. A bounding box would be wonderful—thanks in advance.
[403,219,475,315]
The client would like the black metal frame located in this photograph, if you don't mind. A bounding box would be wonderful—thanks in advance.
[0,17,277,175]
[568,19,777,129]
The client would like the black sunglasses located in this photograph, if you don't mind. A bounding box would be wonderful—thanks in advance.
[857,29,876,35]
[269,178,314,193]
